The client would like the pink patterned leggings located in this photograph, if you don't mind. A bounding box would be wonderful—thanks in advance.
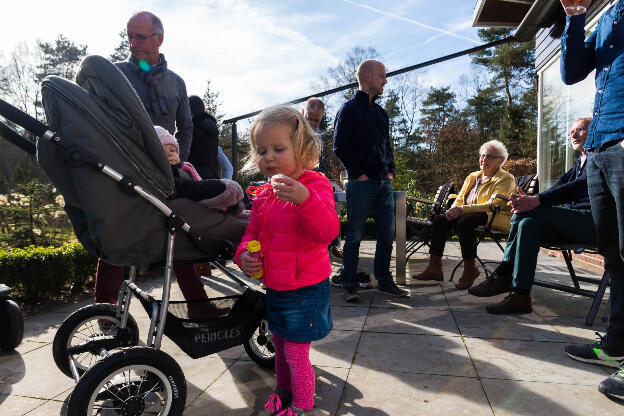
[272,333,314,411]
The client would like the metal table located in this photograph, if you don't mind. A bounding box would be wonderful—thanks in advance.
[334,191,407,284]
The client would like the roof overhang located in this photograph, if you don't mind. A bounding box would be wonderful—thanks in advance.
[473,0,535,28]
[473,0,564,42]
[513,0,560,41]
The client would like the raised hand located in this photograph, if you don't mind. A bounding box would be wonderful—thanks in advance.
[560,0,592,16]
[272,176,310,205]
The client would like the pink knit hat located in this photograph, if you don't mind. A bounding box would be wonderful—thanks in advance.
[154,125,179,152]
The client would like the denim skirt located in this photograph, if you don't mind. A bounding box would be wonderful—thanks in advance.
[266,278,332,342]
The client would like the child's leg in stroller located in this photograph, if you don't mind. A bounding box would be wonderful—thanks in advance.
[94,259,125,304]
[173,264,208,301]
[272,333,292,394]
[283,337,314,411]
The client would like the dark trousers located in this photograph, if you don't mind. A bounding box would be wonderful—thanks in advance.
[94,259,208,304]
[503,207,595,292]
[587,143,624,350]
[429,212,488,259]
[340,179,394,288]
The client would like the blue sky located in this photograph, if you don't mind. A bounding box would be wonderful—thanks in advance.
[1,0,485,118]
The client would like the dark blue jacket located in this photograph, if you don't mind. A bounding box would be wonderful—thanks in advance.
[538,157,590,210]
[560,3,624,149]
[333,90,395,179]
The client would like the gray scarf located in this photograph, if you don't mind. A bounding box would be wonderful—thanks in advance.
[127,54,170,118]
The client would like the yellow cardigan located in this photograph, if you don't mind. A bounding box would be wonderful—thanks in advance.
[452,168,516,232]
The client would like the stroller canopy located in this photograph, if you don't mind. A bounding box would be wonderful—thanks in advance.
[39,55,245,266]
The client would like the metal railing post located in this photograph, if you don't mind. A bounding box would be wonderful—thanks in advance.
[231,122,238,182]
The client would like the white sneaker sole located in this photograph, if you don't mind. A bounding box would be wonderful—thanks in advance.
[565,352,623,368]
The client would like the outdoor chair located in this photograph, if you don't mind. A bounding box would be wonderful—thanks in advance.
[449,174,539,281]
[536,244,609,326]
[405,182,455,260]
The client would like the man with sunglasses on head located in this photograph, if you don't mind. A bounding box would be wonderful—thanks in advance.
[115,10,193,163]
[469,118,595,315]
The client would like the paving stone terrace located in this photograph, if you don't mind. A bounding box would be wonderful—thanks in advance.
[1,241,622,415]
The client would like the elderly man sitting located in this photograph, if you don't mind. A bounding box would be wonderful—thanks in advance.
[468,117,595,314]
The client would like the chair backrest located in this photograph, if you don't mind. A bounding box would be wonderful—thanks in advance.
[515,174,539,196]
[432,182,455,215]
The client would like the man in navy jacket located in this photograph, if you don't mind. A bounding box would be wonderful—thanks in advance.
[333,59,407,302]
[469,118,595,314]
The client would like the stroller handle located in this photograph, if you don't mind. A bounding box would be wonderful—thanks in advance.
[0,98,50,139]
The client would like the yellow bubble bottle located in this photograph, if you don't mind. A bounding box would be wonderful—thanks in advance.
[247,240,263,279]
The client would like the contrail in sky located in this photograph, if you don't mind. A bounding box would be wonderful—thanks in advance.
[341,0,481,45]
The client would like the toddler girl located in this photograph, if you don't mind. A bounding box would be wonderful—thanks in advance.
[235,106,339,416]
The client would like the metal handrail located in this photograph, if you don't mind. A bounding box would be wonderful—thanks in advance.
[223,36,514,180]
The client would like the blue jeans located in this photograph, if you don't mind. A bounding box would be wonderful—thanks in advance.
[587,142,624,350]
[340,179,394,288]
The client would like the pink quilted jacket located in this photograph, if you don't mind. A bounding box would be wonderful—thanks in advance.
[235,170,339,291]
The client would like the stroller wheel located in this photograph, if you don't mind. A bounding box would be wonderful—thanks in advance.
[0,299,24,352]
[67,347,186,416]
[244,317,275,368]
[53,304,139,378]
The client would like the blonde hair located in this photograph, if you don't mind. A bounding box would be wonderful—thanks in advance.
[242,105,321,173]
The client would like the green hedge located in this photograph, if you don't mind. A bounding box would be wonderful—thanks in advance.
[0,241,96,300]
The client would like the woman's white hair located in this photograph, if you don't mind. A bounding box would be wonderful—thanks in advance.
[480,140,509,164]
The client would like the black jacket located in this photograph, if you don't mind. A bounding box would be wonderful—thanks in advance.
[333,90,395,179]
[188,112,220,179]
[538,157,590,210]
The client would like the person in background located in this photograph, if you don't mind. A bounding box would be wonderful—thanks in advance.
[303,97,343,260]
[559,0,624,400]
[188,95,220,180]
[333,59,408,302]
[413,140,515,290]
[115,10,192,162]
[97,10,197,305]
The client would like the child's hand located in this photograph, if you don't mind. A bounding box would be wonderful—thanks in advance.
[240,250,263,276]
[272,177,310,205]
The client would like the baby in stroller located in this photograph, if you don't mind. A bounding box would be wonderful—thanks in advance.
[94,125,245,306]
[155,125,243,212]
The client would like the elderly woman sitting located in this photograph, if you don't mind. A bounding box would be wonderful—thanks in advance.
[414,140,516,290]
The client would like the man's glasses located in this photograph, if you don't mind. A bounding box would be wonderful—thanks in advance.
[127,33,158,42]
[479,154,502,161]
[570,127,587,135]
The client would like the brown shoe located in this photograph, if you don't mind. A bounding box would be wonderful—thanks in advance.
[455,260,480,290]
[485,292,532,314]
[412,255,444,281]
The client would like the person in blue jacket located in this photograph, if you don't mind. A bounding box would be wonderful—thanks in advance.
[468,118,595,314]
[558,0,624,400]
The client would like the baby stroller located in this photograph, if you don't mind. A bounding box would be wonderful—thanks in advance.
[0,55,274,415]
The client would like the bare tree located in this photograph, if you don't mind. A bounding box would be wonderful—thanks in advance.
[0,43,40,117]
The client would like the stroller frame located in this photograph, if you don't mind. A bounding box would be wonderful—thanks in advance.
[0,97,273,415]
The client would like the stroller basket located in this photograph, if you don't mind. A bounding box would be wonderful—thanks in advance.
[136,287,266,359]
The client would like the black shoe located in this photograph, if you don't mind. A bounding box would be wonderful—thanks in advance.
[330,274,342,287]
[343,287,360,302]
[357,272,372,289]
[468,273,512,297]
[599,366,624,400]
[485,293,532,314]
[565,333,624,368]
[378,281,409,297]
